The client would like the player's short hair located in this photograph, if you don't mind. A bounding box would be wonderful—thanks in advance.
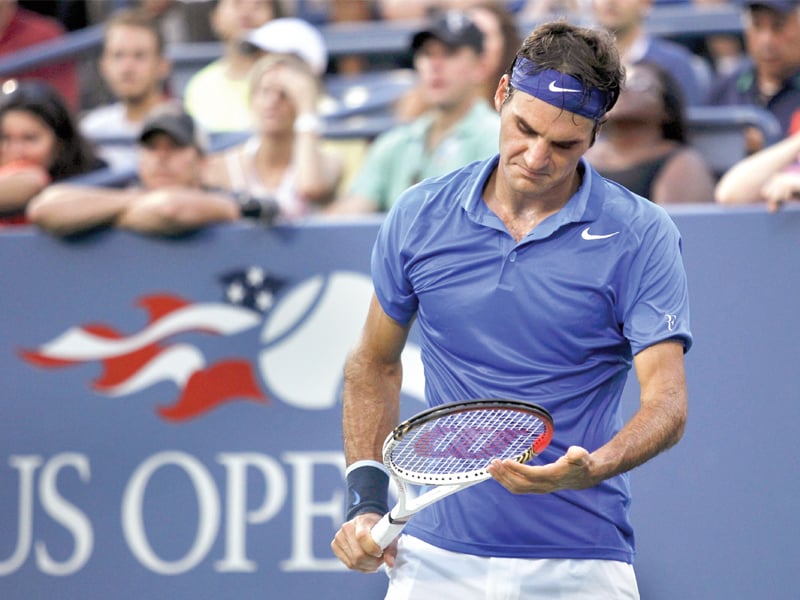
[506,20,624,116]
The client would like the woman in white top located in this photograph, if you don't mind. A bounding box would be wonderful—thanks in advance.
[203,53,343,219]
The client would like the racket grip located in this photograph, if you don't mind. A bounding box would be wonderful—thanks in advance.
[370,512,407,550]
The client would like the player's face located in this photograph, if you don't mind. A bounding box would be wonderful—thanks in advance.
[744,7,800,82]
[101,25,167,103]
[138,134,204,189]
[414,40,484,110]
[494,76,595,200]
[0,110,57,168]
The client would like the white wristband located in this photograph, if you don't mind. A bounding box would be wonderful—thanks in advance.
[293,113,323,134]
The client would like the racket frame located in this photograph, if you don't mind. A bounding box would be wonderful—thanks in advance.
[370,399,554,549]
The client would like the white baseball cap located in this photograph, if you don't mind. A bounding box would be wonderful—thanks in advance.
[242,18,328,76]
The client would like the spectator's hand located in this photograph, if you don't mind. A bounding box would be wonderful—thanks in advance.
[275,64,320,118]
[761,172,800,212]
[331,512,398,572]
[487,446,598,493]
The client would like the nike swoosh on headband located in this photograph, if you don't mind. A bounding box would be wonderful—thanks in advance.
[548,80,581,93]
[510,59,610,120]
[581,227,620,240]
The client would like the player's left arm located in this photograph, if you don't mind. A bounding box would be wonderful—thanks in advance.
[488,339,687,493]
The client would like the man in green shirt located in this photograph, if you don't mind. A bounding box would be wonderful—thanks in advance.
[332,10,500,213]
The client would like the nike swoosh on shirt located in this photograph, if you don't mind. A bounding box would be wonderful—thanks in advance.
[581,227,620,240]
[548,81,581,93]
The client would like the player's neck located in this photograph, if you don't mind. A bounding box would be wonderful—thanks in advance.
[486,168,580,242]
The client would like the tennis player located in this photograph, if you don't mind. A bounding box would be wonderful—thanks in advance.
[331,20,692,599]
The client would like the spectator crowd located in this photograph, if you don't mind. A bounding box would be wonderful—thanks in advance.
[1,0,799,234]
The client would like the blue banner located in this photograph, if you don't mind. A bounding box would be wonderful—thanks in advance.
[1,208,798,599]
[0,222,423,599]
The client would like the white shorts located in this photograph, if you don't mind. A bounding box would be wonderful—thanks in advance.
[384,535,640,600]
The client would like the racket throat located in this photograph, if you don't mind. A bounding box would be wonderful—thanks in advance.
[388,513,410,526]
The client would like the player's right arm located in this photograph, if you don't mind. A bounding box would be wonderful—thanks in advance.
[332,292,412,572]
[342,293,409,463]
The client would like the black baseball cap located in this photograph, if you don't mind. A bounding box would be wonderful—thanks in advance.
[411,10,484,54]
[139,108,208,153]
[743,0,799,12]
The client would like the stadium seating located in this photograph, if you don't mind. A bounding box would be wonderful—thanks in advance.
[686,105,783,177]
[0,3,759,187]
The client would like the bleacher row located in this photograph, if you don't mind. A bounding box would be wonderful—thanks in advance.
[0,3,781,186]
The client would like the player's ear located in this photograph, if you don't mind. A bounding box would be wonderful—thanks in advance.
[494,75,510,112]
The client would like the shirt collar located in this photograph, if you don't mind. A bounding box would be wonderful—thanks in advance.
[462,157,604,239]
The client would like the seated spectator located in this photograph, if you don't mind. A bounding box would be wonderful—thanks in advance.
[692,0,747,79]
[238,16,366,198]
[0,0,79,110]
[707,0,800,151]
[183,0,279,132]
[134,0,216,44]
[714,128,800,211]
[394,1,521,122]
[80,8,176,170]
[202,53,343,219]
[0,80,105,227]
[27,107,248,236]
[329,10,500,213]
[586,62,716,204]
[591,0,713,106]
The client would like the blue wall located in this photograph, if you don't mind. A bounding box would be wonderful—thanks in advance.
[0,206,798,599]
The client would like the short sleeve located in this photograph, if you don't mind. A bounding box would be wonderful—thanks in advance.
[370,198,420,325]
[621,215,693,355]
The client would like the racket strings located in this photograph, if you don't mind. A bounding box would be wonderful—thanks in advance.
[390,408,547,477]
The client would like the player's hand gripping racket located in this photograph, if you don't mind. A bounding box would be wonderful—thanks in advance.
[370,399,554,549]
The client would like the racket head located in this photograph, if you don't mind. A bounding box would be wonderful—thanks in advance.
[382,399,554,486]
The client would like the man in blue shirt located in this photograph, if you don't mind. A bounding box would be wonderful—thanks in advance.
[332,21,691,598]
[708,0,800,148]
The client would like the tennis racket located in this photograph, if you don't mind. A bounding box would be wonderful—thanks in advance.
[370,398,554,550]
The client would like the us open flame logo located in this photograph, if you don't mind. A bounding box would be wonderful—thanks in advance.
[19,268,424,422]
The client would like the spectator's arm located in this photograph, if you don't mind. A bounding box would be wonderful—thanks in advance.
[282,67,343,205]
[27,184,140,236]
[293,126,344,205]
[0,162,51,214]
[715,132,800,204]
[324,194,379,216]
[759,172,800,213]
[116,187,239,235]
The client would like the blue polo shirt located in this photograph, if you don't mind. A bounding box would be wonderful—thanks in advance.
[371,155,692,562]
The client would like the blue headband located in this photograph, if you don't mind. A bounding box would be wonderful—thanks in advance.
[510,57,609,121]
